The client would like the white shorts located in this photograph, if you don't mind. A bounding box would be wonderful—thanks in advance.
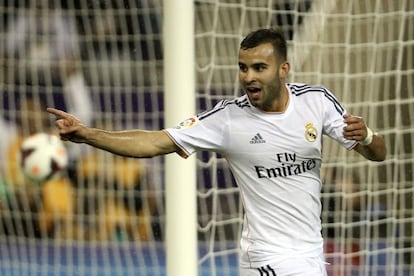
[240,256,328,276]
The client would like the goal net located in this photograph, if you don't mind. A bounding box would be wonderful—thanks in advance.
[0,0,412,275]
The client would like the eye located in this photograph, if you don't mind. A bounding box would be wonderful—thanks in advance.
[253,64,266,72]
[239,64,247,72]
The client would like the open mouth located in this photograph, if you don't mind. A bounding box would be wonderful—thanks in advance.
[246,87,262,101]
[247,87,261,93]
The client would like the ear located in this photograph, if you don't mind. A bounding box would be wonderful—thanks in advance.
[279,61,290,79]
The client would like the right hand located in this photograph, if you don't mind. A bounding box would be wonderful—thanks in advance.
[46,107,87,143]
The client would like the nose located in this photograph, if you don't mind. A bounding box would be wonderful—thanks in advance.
[241,69,256,83]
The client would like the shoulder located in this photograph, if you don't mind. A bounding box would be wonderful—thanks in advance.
[198,95,250,121]
[288,83,333,96]
[288,83,344,113]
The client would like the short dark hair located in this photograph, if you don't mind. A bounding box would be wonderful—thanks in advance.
[240,28,288,61]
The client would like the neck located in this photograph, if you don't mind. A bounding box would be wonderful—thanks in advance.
[265,85,289,112]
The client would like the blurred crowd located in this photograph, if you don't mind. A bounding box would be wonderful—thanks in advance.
[0,0,163,242]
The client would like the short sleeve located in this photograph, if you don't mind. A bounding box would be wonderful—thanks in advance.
[164,103,229,158]
[321,88,358,150]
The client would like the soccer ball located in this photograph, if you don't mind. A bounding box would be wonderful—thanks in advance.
[20,133,68,183]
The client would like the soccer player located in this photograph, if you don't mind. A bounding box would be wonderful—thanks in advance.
[47,28,386,275]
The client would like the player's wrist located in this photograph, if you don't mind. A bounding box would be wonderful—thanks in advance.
[359,127,374,146]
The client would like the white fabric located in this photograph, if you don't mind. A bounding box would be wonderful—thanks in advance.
[240,254,328,276]
[165,83,357,269]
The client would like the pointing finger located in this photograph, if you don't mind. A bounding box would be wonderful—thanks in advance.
[46,107,71,119]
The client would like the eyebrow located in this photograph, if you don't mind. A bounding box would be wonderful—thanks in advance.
[238,61,267,67]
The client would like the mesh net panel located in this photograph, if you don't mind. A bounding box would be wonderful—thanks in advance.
[0,0,413,275]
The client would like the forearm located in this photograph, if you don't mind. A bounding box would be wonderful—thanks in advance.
[84,128,177,158]
[47,107,178,158]
[354,133,386,161]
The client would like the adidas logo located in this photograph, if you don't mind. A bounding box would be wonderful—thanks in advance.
[250,133,266,144]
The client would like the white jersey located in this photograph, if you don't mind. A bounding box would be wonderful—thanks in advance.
[165,83,357,268]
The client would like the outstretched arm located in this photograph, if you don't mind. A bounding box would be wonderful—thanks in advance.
[47,108,178,158]
[343,114,386,161]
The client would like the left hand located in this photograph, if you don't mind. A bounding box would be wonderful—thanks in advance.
[342,114,368,142]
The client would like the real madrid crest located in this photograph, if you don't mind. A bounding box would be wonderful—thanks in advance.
[305,122,317,142]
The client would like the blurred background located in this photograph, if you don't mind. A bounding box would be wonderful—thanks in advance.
[0,0,413,275]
